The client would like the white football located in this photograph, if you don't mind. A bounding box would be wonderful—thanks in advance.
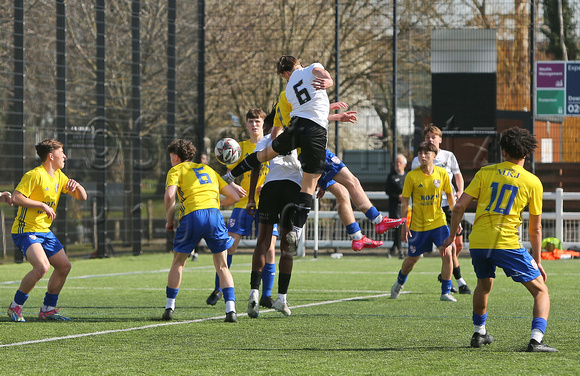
[214,138,242,165]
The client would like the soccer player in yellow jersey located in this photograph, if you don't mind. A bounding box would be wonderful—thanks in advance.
[163,139,240,322]
[8,139,87,322]
[441,127,557,352]
[390,142,457,302]
[206,108,279,309]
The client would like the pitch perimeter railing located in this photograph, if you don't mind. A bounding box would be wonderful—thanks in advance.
[228,188,580,257]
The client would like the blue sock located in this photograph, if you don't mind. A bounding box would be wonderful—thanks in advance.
[222,287,235,302]
[43,292,59,307]
[166,286,179,299]
[441,279,452,295]
[345,222,361,235]
[262,263,276,298]
[365,207,380,221]
[214,273,221,292]
[14,290,29,306]
[473,312,487,326]
[215,254,234,291]
[532,317,547,333]
[397,270,408,285]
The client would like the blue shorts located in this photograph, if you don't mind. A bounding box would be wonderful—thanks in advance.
[228,207,279,237]
[318,149,345,191]
[228,208,257,236]
[407,226,450,257]
[12,231,64,258]
[174,208,234,254]
[470,248,542,283]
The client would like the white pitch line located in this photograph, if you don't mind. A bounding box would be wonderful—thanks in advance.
[0,293,391,348]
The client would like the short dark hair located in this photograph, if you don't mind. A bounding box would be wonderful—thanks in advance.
[500,127,537,159]
[167,139,196,162]
[36,139,63,162]
[263,104,276,135]
[277,55,300,75]
[246,108,266,121]
[417,142,438,155]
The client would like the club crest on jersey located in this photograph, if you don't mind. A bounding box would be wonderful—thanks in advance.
[55,184,59,193]
[434,179,441,188]
[229,218,236,228]
[29,234,37,240]
[331,156,341,164]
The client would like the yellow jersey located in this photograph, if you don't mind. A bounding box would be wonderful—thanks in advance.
[226,139,269,209]
[12,166,70,234]
[166,162,227,220]
[465,161,543,249]
[274,90,293,129]
[402,165,452,232]
[274,90,302,155]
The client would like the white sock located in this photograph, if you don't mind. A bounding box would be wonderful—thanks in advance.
[372,215,384,224]
[166,298,175,310]
[457,278,466,287]
[278,293,287,303]
[474,324,486,335]
[10,301,20,309]
[225,300,236,313]
[41,305,56,312]
[349,231,363,241]
[249,289,259,299]
[531,328,544,343]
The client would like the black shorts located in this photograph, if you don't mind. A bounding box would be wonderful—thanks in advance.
[271,117,327,174]
[443,206,463,235]
[258,180,301,226]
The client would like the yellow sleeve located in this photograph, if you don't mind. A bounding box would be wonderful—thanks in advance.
[274,90,292,129]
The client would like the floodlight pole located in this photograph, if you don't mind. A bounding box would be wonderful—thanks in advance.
[530,0,536,174]
[334,0,340,156]
[392,0,398,166]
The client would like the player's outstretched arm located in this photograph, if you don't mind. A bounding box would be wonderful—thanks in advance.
[328,111,357,124]
[0,191,13,205]
[220,183,241,208]
[440,193,473,252]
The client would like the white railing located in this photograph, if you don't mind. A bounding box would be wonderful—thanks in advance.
[227,188,580,255]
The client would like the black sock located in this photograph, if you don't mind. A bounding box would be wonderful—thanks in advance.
[250,271,262,290]
[453,266,462,280]
[230,152,260,177]
[292,192,312,228]
[278,273,292,294]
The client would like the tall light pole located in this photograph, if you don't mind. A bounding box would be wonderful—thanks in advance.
[392,0,398,167]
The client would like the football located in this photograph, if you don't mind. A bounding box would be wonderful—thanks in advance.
[214,137,242,165]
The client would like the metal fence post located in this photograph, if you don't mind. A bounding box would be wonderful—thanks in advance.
[555,188,563,241]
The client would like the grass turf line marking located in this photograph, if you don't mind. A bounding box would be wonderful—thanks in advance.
[0,293,390,348]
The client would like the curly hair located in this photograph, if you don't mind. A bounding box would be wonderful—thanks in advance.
[167,139,196,162]
[500,127,537,159]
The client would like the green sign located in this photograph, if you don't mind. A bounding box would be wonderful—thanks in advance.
[536,90,565,116]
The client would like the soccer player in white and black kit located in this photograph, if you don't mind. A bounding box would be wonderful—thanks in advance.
[222,55,332,252]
